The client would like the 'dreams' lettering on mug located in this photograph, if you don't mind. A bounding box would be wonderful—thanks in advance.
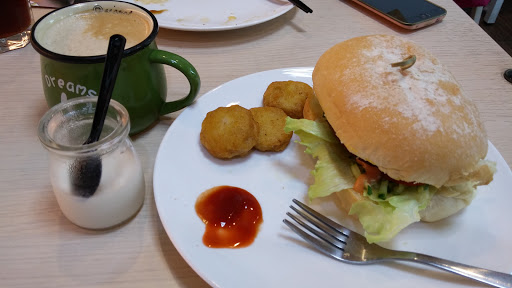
[44,74,97,99]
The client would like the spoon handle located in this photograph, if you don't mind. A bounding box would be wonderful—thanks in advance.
[85,34,126,144]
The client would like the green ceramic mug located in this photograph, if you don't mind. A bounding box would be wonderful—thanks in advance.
[31,1,200,134]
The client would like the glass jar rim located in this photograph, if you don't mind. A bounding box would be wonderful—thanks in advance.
[38,96,130,157]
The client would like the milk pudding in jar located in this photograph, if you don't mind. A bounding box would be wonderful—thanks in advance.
[38,97,145,229]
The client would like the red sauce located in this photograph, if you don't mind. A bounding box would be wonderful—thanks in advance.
[195,186,263,248]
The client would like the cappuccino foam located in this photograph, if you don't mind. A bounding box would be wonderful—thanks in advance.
[39,11,151,56]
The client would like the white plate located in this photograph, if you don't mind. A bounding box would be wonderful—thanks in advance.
[153,67,512,288]
[124,0,293,31]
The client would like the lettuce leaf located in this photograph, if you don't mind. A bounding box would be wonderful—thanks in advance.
[350,186,435,243]
[285,117,436,243]
[284,118,355,198]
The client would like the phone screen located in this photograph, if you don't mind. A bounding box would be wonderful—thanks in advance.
[356,0,446,25]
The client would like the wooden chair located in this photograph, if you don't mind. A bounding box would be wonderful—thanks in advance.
[483,0,504,24]
[453,0,503,24]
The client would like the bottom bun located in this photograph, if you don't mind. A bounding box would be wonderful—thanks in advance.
[335,187,474,224]
[419,184,476,222]
[419,195,470,222]
[335,189,363,215]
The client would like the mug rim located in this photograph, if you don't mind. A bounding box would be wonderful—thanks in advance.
[31,0,159,64]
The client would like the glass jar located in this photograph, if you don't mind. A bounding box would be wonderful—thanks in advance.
[38,96,145,229]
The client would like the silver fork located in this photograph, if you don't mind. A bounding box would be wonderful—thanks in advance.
[284,199,512,288]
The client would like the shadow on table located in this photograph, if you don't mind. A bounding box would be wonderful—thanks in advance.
[55,206,146,285]
[152,198,211,287]
[157,225,211,287]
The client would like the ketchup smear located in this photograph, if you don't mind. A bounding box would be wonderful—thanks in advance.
[195,186,263,248]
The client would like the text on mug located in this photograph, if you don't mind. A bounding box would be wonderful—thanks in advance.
[45,74,97,97]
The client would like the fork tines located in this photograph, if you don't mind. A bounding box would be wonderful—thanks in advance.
[283,199,350,259]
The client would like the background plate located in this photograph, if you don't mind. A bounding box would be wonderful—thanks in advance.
[123,0,293,31]
[153,67,512,288]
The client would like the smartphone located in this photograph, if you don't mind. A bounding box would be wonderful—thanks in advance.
[350,0,447,30]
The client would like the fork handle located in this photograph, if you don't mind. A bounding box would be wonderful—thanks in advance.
[392,252,512,288]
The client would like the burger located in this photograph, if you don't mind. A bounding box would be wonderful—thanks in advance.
[285,35,496,243]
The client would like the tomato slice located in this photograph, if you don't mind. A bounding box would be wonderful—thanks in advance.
[353,158,423,193]
[355,158,382,181]
[353,158,382,194]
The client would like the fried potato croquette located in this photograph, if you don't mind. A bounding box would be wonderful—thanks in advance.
[262,81,313,119]
[250,107,293,152]
[200,105,259,159]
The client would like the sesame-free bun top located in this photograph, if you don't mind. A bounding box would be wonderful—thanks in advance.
[312,35,488,188]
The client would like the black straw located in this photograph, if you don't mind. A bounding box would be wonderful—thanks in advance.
[289,0,313,13]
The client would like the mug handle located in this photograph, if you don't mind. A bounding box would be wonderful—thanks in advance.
[148,50,201,115]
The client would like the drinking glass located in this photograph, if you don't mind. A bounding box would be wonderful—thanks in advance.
[0,0,33,53]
